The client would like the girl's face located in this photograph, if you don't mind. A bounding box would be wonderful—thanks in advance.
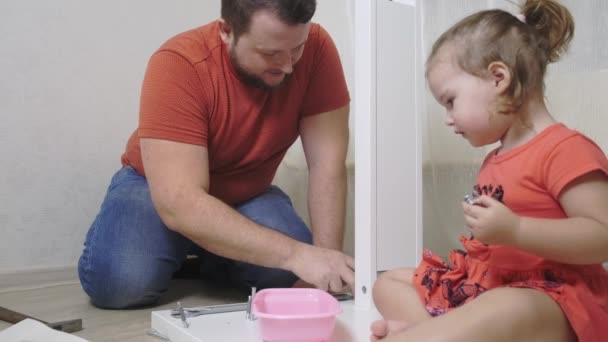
[427,58,514,147]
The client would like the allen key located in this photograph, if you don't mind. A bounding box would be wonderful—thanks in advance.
[170,289,353,320]
[177,301,189,328]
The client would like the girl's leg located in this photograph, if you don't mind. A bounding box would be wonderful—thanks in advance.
[371,268,431,340]
[373,268,431,321]
[381,287,576,342]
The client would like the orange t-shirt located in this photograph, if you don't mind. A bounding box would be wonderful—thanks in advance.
[121,21,350,204]
[475,123,608,267]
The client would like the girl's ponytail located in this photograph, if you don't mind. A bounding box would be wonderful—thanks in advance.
[520,0,574,63]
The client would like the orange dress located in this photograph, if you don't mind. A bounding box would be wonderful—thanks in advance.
[413,124,608,341]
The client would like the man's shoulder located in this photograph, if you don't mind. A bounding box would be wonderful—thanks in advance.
[307,23,330,46]
[155,21,222,65]
[296,23,334,70]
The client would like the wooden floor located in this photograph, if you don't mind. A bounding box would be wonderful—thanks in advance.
[0,280,245,341]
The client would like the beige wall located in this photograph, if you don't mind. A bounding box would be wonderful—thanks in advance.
[0,0,356,274]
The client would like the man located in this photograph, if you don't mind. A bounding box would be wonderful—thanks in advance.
[78,0,354,309]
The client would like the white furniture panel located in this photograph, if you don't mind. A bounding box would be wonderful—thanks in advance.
[150,301,381,342]
[375,0,422,271]
[354,0,422,308]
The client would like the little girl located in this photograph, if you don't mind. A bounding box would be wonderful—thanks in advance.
[371,1,608,341]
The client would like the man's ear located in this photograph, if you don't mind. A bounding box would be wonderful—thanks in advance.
[218,18,233,45]
[487,61,511,94]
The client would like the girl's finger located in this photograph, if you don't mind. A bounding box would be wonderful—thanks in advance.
[473,195,496,207]
[464,215,477,227]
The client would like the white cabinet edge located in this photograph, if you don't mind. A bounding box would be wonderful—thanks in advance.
[390,0,415,7]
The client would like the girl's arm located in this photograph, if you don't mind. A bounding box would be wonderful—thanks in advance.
[512,170,608,264]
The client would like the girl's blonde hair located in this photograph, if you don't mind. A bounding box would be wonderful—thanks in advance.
[426,0,574,113]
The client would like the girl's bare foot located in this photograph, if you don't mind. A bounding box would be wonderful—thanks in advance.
[370,320,411,341]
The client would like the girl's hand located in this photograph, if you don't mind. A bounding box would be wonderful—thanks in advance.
[462,195,521,245]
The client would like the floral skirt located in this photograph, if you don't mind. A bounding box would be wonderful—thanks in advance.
[413,236,608,341]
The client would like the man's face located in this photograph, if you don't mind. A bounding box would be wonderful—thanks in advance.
[221,10,311,89]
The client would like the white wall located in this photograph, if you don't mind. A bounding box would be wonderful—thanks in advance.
[0,1,355,275]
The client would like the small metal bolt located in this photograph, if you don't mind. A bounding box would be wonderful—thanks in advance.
[464,190,480,205]
[145,328,170,341]
[246,287,257,321]
[177,301,189,328]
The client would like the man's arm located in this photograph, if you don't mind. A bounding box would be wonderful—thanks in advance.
[141,138,298,267]
[140,138,355,290]
[300,104,350,251]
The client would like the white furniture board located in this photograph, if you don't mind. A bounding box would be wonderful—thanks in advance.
[0,319,90,342]
[353,0,378,308]
[353,0,421,308]
[151,300,381,342]
[375,0,422,271]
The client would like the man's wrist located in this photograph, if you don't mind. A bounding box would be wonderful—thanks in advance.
[313,238,343,251]
[281,239,305,272]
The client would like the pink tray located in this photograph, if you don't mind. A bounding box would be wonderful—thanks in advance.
[252,288,341,342]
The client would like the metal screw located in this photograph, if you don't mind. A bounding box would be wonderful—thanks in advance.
[246,287,257,321]
[145,328,171,341]
[177,302,189,328]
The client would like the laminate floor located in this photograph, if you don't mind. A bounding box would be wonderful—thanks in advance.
[0,280,245,342]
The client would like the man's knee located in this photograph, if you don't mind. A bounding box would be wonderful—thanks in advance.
[253,205,312,244]
[237,187,312,244]
[285,222,312,244]
[79,259,169,309]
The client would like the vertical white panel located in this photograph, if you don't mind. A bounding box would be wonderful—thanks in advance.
[354,0,377,308]
[376,0,422,270]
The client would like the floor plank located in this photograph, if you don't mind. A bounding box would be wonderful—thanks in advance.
[0,280,245,341]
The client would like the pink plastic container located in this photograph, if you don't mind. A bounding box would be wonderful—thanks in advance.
[252,288,341,342]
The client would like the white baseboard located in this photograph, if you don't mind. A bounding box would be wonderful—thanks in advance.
[0,266,78,293]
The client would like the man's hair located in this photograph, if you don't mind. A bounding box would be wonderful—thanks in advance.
[426,0,574,113]
[221,0,317,39]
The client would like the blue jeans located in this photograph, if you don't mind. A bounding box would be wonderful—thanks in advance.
[78,166,311,309]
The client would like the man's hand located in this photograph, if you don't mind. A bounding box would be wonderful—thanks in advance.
[286,243,355,293]
[463,195,521,246]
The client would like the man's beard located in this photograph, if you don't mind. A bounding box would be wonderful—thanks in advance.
[229,51,290,90]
